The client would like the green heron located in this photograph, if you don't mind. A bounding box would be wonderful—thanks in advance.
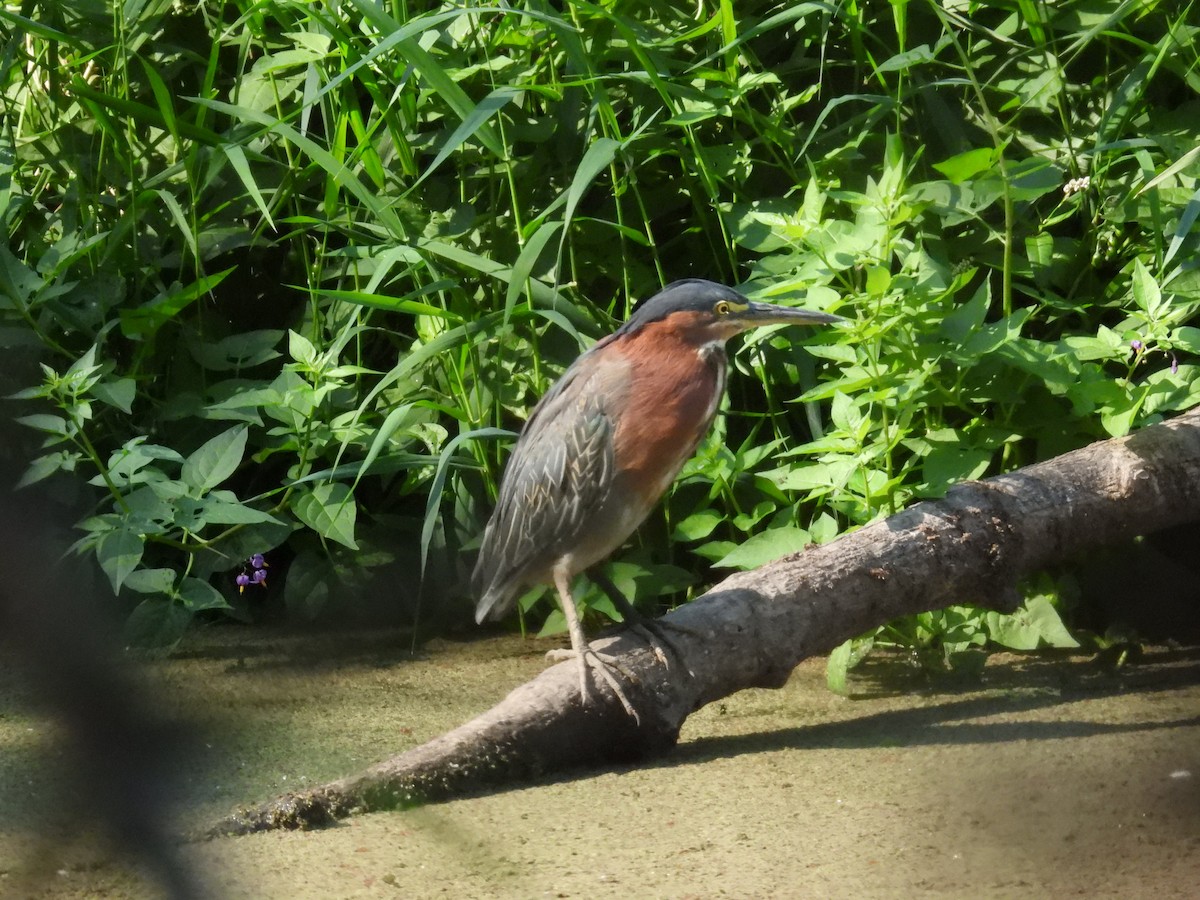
[472,279,844,717]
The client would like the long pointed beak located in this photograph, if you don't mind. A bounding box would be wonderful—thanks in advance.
[736,300,847,328]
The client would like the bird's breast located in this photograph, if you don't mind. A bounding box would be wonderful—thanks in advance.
[610,337,727,503]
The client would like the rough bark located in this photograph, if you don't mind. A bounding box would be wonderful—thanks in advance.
[211,405,1200,836]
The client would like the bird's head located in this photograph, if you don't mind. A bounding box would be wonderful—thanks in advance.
[616,279,845,346]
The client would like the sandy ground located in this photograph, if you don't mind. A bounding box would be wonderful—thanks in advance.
[2,628,1198,899]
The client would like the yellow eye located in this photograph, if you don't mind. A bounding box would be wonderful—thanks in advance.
[714,300,731,316]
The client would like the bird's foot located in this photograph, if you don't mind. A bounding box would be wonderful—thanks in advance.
[546,645,640,722]
[585,570,695,675]
[620,615,697,676]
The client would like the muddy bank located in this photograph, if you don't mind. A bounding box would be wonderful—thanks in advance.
[2,628,1198,898]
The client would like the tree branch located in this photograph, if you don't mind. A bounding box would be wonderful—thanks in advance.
[210,406,1200,835]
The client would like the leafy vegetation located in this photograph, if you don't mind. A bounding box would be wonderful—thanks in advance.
[1,1,1197,670]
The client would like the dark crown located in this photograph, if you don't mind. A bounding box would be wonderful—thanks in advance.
[616,279,746,335]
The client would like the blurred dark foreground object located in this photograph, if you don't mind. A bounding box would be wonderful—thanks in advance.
[0,456,203,899]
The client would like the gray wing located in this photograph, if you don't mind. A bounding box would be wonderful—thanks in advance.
[472,359,616,622]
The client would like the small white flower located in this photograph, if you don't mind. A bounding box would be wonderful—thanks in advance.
[1063,176,1091,197]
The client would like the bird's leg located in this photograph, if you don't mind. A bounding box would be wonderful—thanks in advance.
[553,568,639,722]
[589,569,695,675]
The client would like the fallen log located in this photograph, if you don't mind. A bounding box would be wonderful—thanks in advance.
[211,405,1200,835]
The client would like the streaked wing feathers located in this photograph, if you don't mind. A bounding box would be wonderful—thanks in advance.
[472,361,615,620]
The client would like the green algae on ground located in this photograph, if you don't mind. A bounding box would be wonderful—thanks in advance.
[2,628,1199,898]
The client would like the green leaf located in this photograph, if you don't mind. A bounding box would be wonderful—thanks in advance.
[17,451,75,487]
[770,458,855,492]
[156,188,198,261]
[181,425,248,493]
[178,577,231,612]
[809,513,840,545]
[294,482,358,549]
[123,568,177,595]
[97,528,144,593]
[220,143,275,229]
[673,509,723,541]
[288,330,318,366]
[124,486,174,523]
[349,403,416,492]
[602,560,695,603]
[923,447,992,494]
[306,288,455,318]
[1138,146,1200,198]
[505,220,563,323]
[64,344,100,382]
[1061,327,1126,361]
[536,606,567,638]
[961,309,1032,357]
[15,414,68,435]
[409,85,520,193]
[712,525,810,569]
[101,438,183,488]
[691,539,739,563]
[124,599,192,648]
[826,640,853,695]
[1162,186,1200,270]
[731,501,777,534]
[932,147,996,183]
[940,281,990,343]
[190,329,284,371]
[339,0,506,157]
[92,378,136,413]
[1100,402,1139,438]
[120,269,236,339]
[66,77,225,144]
[0,7,74,42]
[543,137,624,291]
[1130,259,1165,319]
[192,98,406,237]
[986,594,1078,650]
[829,391,866,436]
[1024,595,1079,648]
[1170,326,1200,354]
[200,492,282,525]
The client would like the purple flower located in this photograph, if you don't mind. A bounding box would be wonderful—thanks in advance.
[250,553,268,569]
[236,572,251,593]
[252,568,268,586]
[1130,339,1143,353]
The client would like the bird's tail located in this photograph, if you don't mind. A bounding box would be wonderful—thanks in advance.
[474,587,505,624]
[474,579,523,624]
[471,554,519,624]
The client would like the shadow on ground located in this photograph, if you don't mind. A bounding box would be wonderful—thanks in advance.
[3,628,1199,899]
